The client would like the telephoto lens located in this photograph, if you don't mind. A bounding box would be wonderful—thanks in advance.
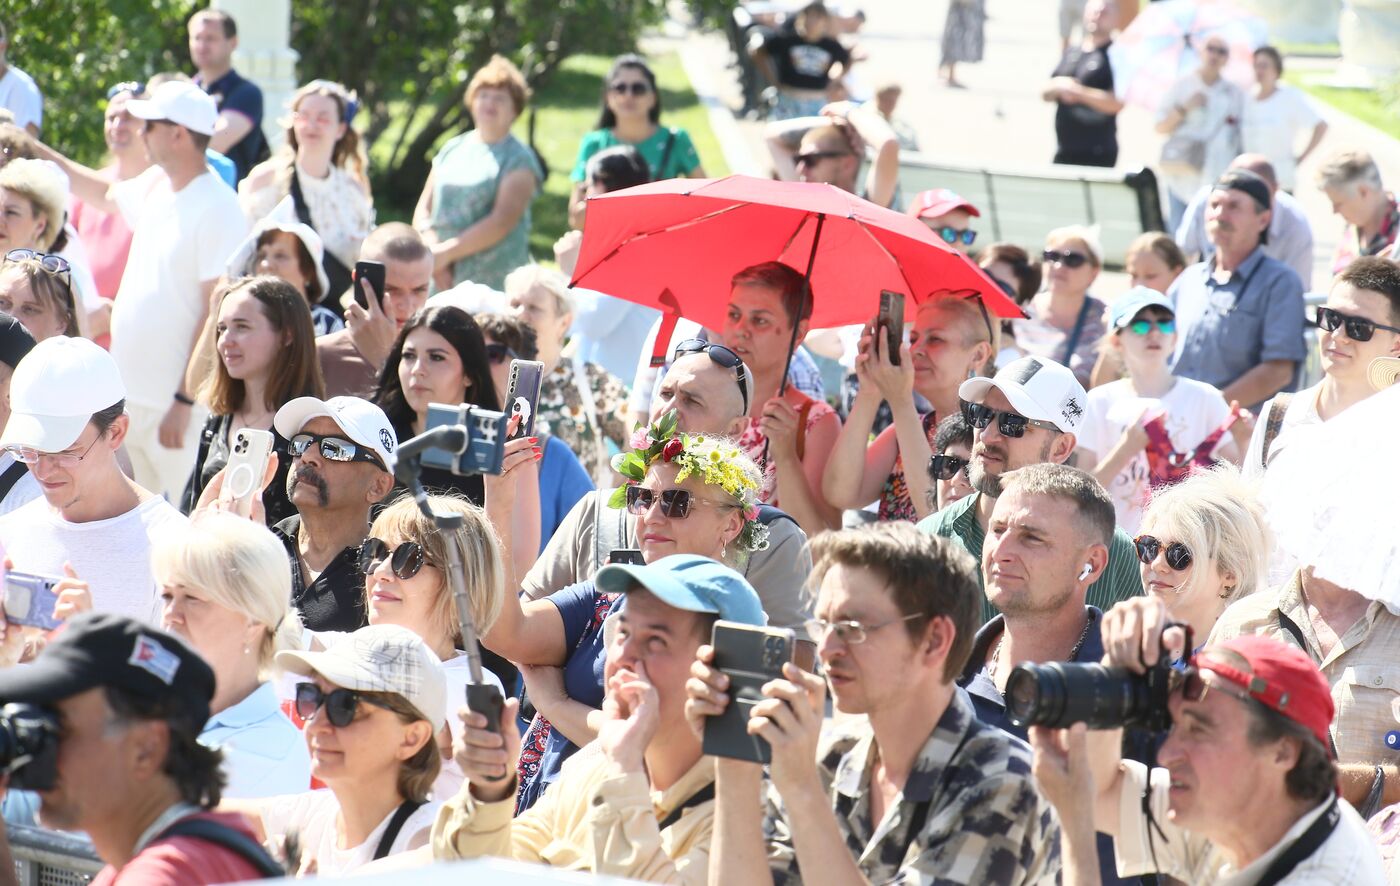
[0,703,61,791]
[1004,661,1174,733]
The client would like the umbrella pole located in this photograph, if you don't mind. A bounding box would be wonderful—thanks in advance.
[762,212,825,472]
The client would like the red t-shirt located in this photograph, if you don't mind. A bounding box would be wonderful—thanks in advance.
[89,812,269,885]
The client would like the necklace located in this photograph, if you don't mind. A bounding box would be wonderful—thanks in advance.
[986,611,1093,683]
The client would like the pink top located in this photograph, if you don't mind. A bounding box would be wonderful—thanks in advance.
[70,166,133,348]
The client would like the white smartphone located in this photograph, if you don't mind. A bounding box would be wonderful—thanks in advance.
[222,428,275,518]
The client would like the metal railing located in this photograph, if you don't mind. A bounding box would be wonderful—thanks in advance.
[8,825,100,886]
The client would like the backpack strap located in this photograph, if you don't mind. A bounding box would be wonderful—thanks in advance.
[156,817,285,879]
[593,489,629,572]
[0,460,29,503]
[655,128,677,181]
[373,800,426,861]
[1260,393,1294,469]
[656,781,715,832]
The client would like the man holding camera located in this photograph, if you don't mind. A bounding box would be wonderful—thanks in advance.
[686,522,1061,885]
[0,613,279,884]
[1030,597,1385,884]
[917,355,1142,624]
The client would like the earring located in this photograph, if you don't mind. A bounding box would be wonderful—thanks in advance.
[243,644,252,656]
[1219,585,1234,599]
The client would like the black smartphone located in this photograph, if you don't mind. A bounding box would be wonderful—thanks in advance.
[608,549,646,566]
[353,260,386,310]
[878,290,906,366]
[504,359,545,440]
[703,621,798,765]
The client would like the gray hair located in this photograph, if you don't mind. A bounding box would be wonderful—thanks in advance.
[1315,150,1383,192]
[505,264,574,319]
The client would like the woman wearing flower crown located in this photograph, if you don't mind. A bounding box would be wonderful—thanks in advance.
[480,410,766,811]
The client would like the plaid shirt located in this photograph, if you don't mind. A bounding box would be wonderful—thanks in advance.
[765,690,1061,885]
[1332,191,1400,273]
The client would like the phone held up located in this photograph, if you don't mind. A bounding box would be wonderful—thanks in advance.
[702,621,817,764]
[221,428,274,518]
[878,290,906,367]
[504,359,545,440]
[353,260,386,310]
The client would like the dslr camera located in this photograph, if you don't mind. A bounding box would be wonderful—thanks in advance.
[0,703,60,791]
[1004,625,1193,733]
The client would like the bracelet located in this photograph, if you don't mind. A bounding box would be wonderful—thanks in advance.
[173,392,195,406]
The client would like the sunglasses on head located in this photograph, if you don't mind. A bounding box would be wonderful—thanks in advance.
[1315,306,1400,343]
[1126,318,1176,336]
[673,338,749,413]
[1042,249,1090,269]
[358,537,427,580]
[625,485,737,519]
[935,226,977,246]
[609,81,651,96]
[795,150,850,167]
[1134,534,1193,571]
[5,249,73,283]
[927,453,969,481]
[484,342,518,365]
[106,80,146,100]
[294,682,396,728]
[961,401,1060,438]
[288,432,385,469]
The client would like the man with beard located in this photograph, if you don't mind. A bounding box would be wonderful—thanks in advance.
[270,396,396,631]
[917,355,1141,624]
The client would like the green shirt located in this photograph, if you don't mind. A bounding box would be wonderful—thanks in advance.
[570,126,701,183]
[917,492,1143,625]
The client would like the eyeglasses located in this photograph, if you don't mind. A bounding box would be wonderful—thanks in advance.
[6,433,102,469]
[927,453,969,481]
[288,432,385,470]
[1126,318,1176,336]
[934,226,977,246]
[795,150,850,167]
[1205,45,1230,56]
[1168,666,1253,707]
[803,612,926,645]
[1134,534,1193,571]
[673,339,749,413]
[609,81,651,96]
[294,682,397,728]
[1042,249,1090,269]
[1315,307,1400,343]
[961,401,1060,438]
[106,81,146,100]
[625,485,737,518]
[4,249,73,285]
[358,537,428,580]
[484,342,518,365]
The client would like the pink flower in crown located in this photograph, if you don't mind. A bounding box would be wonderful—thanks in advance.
[630,427,653,450]
[742,505,760,522]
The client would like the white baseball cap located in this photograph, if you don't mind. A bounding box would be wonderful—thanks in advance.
[959,355,1087,434]
[126,81,219,137]
[273,396,397,472]
[276,625,447,731]
[1,336,127,453]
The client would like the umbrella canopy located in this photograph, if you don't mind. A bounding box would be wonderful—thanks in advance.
[1108,0,1267,111]
[569,175,1022,333]
[1260,381,1400,608]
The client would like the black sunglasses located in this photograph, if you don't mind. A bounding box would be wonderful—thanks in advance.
[1134,534,1193,571]
[927,453,970,481]
[1042,249,1090,269]
[5,249,73,284]
[961,401,1060,438]
[106,80,146,100]
[609,81,651,96]
[1315,306,1400,343]
[673,338,749,413]
[484,342,517,366]
[935,226,977,246]
[795,150,850,167]
[358,537,427,580]
[625,485,737,519]
[288,432,385,469]
[294,682,396,728]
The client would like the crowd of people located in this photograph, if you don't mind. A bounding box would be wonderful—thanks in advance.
[0,2,1394,884]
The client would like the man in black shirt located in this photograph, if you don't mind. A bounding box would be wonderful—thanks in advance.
[1042,0,1123,168]
[189,9,265,182]
[753,2,851,119]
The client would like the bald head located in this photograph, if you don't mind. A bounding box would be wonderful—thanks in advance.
[1229,154,1279,193]
[649,351,750,437]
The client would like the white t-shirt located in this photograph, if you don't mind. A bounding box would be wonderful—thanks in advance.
[1077,377,1230,534]
[0,67,42,131]
[258,789,439,876]
[1158,73,1245,200]
[1242,85,1323,192]
[436,653,505,800]
[1242,382,1323,481]
[0,495,186,624]
[109,167,248,407]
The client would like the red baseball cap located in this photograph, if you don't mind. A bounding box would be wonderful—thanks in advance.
[908,188,980,220]
[1195,634,1335,755]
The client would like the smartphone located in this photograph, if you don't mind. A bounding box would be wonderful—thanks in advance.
[878,290,906,367]
[420,402,510,475]
[221,428,274,518]
[504,359,545,440]
[3,571,63,631]
[702,621,798,764]
[608,549,645,566]
[353,260,386,310]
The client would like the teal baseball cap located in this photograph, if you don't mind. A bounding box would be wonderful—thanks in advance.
[596,554,766,626]
[1109,286,1175,330]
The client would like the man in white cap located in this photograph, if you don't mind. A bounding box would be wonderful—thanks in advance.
[271,395,397,632]
[918,354,1141,624]
[34,80,249,500]
[0,337,186,623]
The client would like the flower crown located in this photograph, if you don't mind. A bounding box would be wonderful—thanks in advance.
[609,411,768,552]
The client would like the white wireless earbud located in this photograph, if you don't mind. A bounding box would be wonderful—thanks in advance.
[1078,563,1093,581]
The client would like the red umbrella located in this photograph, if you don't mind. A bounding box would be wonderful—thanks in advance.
[569,175,1023,336]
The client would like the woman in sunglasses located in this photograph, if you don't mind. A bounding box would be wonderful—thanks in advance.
[1133,466,1269,644]
[928,412,974,512]
[232,625,447,875]
[1012,224,1108,387]
[1075,287,1239,534]
[0,249,81,341]
[181,276,325,526]
[567,54,703,229]
[153,511,311,798]
[482,420,764,811]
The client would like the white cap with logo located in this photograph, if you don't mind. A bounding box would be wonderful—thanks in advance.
[126,81,219,137]
[273,396,398,472]
[0,336,127,453]
[958,355,1087,434]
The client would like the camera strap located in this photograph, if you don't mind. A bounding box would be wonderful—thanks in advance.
[1253,798,1339,886]
[1274,612,1340,761]
[373,799,427,860]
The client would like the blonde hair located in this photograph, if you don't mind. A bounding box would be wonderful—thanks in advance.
[466,55,531,115]
[0,159,65,251]
[149,512,303,679]
[1140,465,1270,608]
[368,494,505,647]
[919,295,1001,360]
[1045,223,1104,268]
[505,264,573,319]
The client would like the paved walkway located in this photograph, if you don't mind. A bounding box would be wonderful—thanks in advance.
[657,0,1400,298]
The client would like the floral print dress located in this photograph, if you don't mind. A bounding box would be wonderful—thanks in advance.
[736,393,837,506]
[535,357,631,487]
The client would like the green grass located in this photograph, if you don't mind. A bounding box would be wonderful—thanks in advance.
[1273,41,1341,58]
[1285,68,1400,141]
